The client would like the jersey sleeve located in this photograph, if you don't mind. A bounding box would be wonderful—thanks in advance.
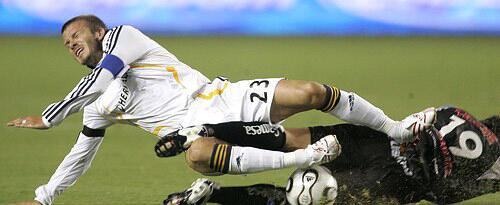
[41,25,155,127]
[100,25,156,77]
[41,68,114,127]
[34,132,104,205]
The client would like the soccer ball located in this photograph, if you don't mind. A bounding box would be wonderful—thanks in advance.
[286,165,338,205]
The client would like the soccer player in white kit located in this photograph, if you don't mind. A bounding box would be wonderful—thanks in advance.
[7,15,435,205]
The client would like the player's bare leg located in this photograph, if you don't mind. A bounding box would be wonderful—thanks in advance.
[270,80,325,122]
[185,134,340,175]
[186,137,225,174]
[271,79,436,143]
[282,128,310,151]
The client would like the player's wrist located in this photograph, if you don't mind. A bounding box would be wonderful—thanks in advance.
[34,186,51,205]
[41,116,52,129]
[41,116,52,128]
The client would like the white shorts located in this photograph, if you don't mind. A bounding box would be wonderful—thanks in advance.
[181,77,284,127]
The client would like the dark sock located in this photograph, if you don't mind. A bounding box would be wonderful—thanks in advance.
[209,144,232,173]
[205,121,286,151]
[318,84,341,112]
[209,184,286,205]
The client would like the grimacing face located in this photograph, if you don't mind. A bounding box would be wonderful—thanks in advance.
[62,20,105,68]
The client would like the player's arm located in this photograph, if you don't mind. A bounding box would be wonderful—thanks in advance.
[7,25,152,129]
[39,25,157,127]
[33,127,105,205]
[6,67,115,129]
[6,67,113,129]
[6,116,48,129]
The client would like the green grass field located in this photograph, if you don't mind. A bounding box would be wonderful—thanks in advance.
[0,36,499,204]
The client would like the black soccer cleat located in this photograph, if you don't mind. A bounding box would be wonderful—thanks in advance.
[163,190,194,205]
[155,131,187,157]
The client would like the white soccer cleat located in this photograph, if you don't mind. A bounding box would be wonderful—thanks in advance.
[163,178,219,205]
[178,126,208,149]
[185,178,219,205]
[391,107,437,144]
[305,135,342,167]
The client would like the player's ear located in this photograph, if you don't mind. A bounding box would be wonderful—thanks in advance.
[95,27,106,40]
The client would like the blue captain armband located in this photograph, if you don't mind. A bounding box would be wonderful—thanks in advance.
[100,54,125,77]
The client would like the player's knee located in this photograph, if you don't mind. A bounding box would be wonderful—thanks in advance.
[300,81,326,107]
[185,143,216,175]
[185,139,212,166]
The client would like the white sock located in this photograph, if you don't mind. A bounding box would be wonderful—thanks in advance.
[226,146,311,174]
[329,90,397,134]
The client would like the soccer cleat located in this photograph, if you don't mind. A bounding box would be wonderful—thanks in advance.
[178,125,209,149]
[163,178,219,205]
[391,107,437,144]
[305,135,342,167]
[155,126,209,158]
[164,191,189,205]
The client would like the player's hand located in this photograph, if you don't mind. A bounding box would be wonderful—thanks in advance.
[8,200,42,205]
[6,116,49,129]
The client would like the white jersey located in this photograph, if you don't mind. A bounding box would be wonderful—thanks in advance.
[41,25,210,129]
[35,25,209,205]
[89,63,211,136]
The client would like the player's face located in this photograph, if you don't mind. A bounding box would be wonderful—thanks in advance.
[62,20,104,68]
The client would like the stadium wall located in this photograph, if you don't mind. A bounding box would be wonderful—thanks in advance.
[1,0,500,35]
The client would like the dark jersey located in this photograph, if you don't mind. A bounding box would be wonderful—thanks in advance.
[308,106,499,204]
[416,106,500,204]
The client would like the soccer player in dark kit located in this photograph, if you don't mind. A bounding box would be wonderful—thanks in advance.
[161,106,499,204]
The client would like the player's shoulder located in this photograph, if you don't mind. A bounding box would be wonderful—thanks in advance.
[102,25,144,53]
[103,25,141,39]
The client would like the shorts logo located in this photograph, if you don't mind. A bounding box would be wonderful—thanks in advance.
[236,153,244,171]
[244,124,281,137]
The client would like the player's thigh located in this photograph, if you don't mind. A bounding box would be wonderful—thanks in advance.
[270,79,326,122]
[188,78,317,124]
